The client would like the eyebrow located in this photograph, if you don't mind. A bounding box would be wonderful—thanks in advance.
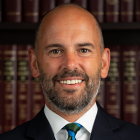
[45,44,63,50]
[76,42,95,48]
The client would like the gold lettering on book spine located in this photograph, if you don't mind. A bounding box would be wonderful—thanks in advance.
[106,0,118,5]
[92,12,104,16]
[106,12,119,15]
[121,12,133,16]
[25,12,38,16]
[7,12,21,16]
[136,11,140,15]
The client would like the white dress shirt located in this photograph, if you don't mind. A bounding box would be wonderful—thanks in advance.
[44,103,98,140]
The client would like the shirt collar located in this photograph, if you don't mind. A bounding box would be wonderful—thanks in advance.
[44,103,98,135]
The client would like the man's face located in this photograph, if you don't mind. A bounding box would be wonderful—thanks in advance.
[32,7,104,114]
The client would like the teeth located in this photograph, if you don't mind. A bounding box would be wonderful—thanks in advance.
[59,79,82,84]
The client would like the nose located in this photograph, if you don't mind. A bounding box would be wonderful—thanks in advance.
[61,52,78,71]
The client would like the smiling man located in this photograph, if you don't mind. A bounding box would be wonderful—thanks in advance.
[0,4,140,140]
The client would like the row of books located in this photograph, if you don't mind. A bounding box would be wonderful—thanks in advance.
[0,44,140,134]
[0,0,140,23]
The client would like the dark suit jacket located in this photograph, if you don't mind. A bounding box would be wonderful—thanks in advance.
[0,103,140,140]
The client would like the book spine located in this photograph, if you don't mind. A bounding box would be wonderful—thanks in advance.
[56,0,71,6]
[4,0,21,22]
[120,0,134,22]
[39,0,55,19]
[31,77,44,119]
[71,0,87,9]
[96,78,105,108]
[122,45,139,125]
[105,45,121,119]
[3,44,17,132]
[135,0,140,22]
[0,45,3,134]
[0,0,1,22]
[88,0,104,22]
[138,48,140,126]
[17,45,32,125]
[23,0,39,22]
[105,0,119,22]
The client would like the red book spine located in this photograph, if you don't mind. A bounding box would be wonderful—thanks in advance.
[122,45,139,125]
[39,0,55,19]
[88,0,104,23]
[0,45,3,134]
[0,0,2,22]
[4,0,21,22]
[105,0,119,22]
[71,0,87,9]
[56,0,71,6]
[17,45,32,125]
[135,0,140,22]
[105,45,121,119]
[3,44,17,132]
[120,0,134,22]
[31,77,44,119]
[96,78,105,108]
[23,0,39,22]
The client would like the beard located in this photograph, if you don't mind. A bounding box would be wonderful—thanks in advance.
[39,65,101,114]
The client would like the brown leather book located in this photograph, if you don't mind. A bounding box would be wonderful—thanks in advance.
[3,44,17,132]
[31,77,45,119]
[0,45,3,134]
[71,0,87,9]
[17,45,32,125]
[135,0,140,22]
[120,0,134,22]
[4,0,22,22]
[88,0,104,22]
[23,0,39,22]
[96,78,105,108]
[122,45,139,125]
[105,45,121,119]
[0,0,2,22]
[39,0,55,19]
[56,0,71,6]
[105,0,119,22]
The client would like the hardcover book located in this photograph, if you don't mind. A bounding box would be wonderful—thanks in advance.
[135,0,140,22]
[17,45,32,125]
[3,44,17,132]
[71,0,87,9]
[56,0,71,6]
[39,0,55,19]
[4,0,22,22]
[120,0,134,22]
[122,45,139,125]
[88,0,104,22]
[23,0,39,22]
[105,45,121,119]
[105,0,119,22]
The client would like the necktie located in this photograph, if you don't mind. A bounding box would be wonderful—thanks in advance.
[63,123,82,140]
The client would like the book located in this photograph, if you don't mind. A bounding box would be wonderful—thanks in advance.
[96,78,105,108]
[39,0,55,19]
[17,45,32,125]
[105,45,121,119]
[135,0,140,22]
[120,0,134,22]
[56,0,71,6]
[71,0,87,9]
[0,0,2,22]
[4,0,21,22]
[122,45,139,125]
[88,0,104,22]
[138,48,140,126]
[0,45,3,134]
[31,77,45,119]
[23,0,39,22]
[105,0,119,22]
[3,44,17,132]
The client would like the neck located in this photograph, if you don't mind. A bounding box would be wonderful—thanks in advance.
[44,96,96,122]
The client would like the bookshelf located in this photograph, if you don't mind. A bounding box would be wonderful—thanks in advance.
[0,22,140,45]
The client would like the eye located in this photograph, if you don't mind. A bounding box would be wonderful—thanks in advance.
[51,49,61,54]
[48,49,64,57]
[80,49,89,53]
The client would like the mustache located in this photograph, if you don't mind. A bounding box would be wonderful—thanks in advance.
[52,70,89,83]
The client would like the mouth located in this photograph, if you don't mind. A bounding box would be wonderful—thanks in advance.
[59,79,83,85]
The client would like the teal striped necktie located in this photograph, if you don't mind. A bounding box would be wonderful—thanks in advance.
[63,123,82,140]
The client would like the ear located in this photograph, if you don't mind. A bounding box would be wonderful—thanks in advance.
[28,48,40,78]
[101,48,110,78]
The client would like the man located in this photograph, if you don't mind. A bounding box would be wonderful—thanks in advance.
[0,4,140,140]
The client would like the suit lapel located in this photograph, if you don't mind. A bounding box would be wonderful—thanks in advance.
[90,103,123,140]
[26,107,56,140]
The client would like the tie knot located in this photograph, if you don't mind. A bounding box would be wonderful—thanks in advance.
[63,123,82,140]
